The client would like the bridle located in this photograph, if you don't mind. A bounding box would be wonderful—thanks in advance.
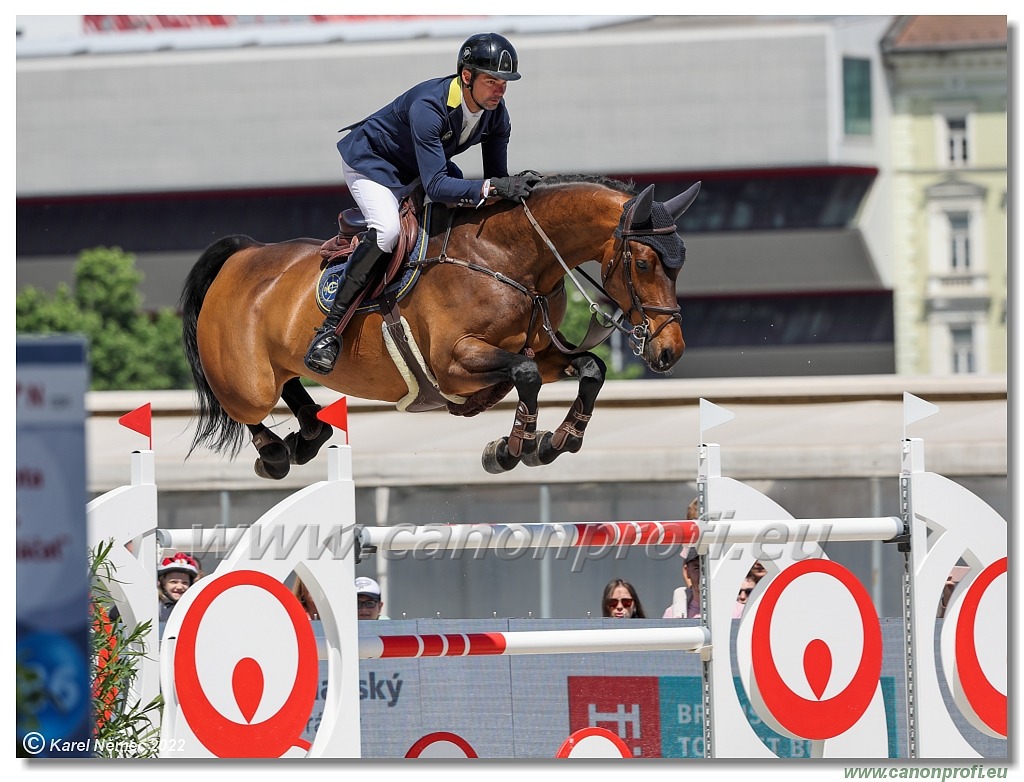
[522,198,682,357]
[418,194,682,358]
[602,199,684,356]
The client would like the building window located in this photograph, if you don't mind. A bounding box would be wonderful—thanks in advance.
[949,212,971,272]
[843,57,872,136]
[950,326,976,374]
[947,116,968,166]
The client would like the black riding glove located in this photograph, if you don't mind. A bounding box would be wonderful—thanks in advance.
[491,172,542,201]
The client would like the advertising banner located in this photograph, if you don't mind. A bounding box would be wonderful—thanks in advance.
[16,336,92,758]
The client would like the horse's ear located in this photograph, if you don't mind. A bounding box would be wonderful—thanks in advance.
[631,184,656,226]
[665,181,701,219]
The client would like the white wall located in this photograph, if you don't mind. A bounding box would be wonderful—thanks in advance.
[17,18,889,197]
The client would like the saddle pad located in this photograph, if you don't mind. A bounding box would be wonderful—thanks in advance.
[314,204,433,315]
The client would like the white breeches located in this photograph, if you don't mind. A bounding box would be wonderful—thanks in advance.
[341,159,404,252]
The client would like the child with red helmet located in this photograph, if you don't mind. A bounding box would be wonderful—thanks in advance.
[157,552,201,622]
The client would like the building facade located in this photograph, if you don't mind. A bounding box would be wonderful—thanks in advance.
[18,14,906,379]
[882,16,1008,375]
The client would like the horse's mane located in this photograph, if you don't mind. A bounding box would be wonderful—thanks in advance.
[532,173,636,195]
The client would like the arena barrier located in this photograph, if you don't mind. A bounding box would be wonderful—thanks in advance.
[86,394,1007,759]
[85,449,161,733]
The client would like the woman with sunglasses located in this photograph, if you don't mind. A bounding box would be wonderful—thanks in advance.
[601,579,648,619]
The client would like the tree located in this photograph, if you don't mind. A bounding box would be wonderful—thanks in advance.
[558,285,643,380]
[16,247,191,391]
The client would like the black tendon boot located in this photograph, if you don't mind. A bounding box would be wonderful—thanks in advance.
[304,229,387,375]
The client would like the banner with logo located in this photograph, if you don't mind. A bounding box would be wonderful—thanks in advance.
[16,336,91,757]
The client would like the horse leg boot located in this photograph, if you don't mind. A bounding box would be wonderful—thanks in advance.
[249,423,291,480]
[523,353,606,467]
[304,228,387,375]
[280,377,333,465]
[482,358,542,474]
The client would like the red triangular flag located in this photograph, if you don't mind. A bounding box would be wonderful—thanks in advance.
[317,396,349,443]
[118,403,152,448]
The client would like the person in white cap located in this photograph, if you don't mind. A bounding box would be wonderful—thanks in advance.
[355,576,389,620]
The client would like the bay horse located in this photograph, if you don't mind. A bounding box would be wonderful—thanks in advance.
[180,175,700,479]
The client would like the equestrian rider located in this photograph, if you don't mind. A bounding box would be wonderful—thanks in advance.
[305,32,542,375]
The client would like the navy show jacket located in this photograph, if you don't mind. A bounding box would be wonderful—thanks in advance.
[337,76,512,207]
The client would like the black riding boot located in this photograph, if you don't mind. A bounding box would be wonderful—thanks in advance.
[304,229,387,375]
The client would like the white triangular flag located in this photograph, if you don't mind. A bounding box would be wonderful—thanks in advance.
[700,398,735,439]
[903,392,939,438]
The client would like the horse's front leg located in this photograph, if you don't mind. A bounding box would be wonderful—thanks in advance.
[280,377,333,465]
[481,354,543,475]
[521,351,606,468]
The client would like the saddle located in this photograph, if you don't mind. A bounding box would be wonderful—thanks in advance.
[318,190,423,301]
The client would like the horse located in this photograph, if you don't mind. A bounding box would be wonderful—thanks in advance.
[180,174,700,479]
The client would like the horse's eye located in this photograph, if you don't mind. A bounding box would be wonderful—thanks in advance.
[635,259,650,272]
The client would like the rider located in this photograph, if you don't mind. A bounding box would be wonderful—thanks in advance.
[304,32,542,375]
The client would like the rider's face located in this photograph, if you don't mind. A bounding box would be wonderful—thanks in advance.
[462,71,508,112]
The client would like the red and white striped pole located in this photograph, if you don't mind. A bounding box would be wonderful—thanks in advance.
[357,516,904,553]
[358,519,701,552]
[358,627,709,659]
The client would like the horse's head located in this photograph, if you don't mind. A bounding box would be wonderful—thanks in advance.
[602,182,700,373]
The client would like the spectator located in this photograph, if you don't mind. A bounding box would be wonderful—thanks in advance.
[602,578,647,618]
[685,496,700,521]
[733,575,758,619]
[749,560,767,583]
[292,577,320,620]
[157,552,200,622]
[937,565,969,618]
[663,547,701,619]
[356,576,389,620]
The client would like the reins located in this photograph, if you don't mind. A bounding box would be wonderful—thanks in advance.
[414,194,678,357]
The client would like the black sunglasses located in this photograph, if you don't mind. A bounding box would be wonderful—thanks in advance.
[606,597,634,609]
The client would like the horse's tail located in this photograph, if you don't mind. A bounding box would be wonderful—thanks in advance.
[180,235,260,459]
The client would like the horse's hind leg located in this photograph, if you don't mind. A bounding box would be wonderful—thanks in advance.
[481,357,543,475]
[280,378,333,465]
[522,352,606,468]
[249,424,291,480]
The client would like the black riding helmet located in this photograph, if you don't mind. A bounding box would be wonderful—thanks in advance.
[457,33,521,81]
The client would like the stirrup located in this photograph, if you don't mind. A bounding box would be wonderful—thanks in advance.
[304,327,343,375]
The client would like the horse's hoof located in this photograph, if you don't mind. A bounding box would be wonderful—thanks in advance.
[254,457,290,480]
[254,441,291,480]
[286,423,333,465]
[482,438,520,474]
[520,431,553,467]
